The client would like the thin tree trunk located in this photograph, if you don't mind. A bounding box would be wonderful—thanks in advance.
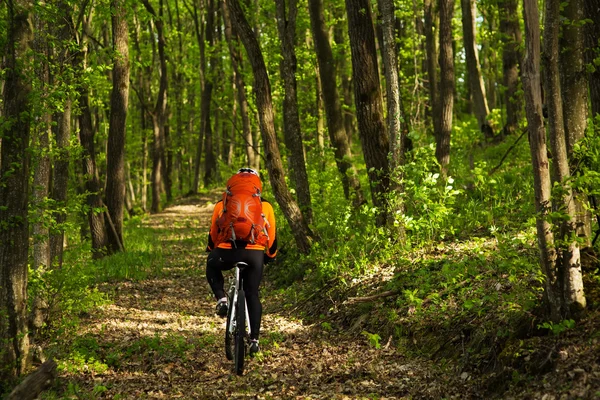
[461,0,491,133]
[32,14,51,272]
[226,0,314,254]
[332,10,355,145]
[544,0,586,313]
[0,0,33,379]
[189,0,206,193]
[561,0,591,246]
[48,0,74,269]
[142,0,169,213]
[308,0,364,205]
[436,0,454,178]
[522,0,561,320]
[275,0,313,224]
[585,0,600,118]
[345,0,391,226]
[222,2,257,169]
[203,0,217,187]
[424,0,439,133]
[377,0,406,235]
[499,0,522,136]
[106,0,130,253]
[77,10,108,259]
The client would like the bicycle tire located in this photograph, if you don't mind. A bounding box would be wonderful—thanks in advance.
[225,288,235,360]
[234,289,246,375]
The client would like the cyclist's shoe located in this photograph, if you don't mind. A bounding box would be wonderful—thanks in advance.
[249,339,260,357]
[215,298,228,317]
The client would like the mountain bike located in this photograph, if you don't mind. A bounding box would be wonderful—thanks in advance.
[225,261,250,375]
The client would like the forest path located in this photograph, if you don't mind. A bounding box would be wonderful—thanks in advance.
[68,194,469,399]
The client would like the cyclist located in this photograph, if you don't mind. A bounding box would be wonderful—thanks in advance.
[205,168,277,356]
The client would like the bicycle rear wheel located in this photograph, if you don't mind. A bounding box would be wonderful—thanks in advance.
[225,288,235,360]
[234,289,246,375]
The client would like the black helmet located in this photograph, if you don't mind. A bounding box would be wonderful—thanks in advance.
[237,168,258,176]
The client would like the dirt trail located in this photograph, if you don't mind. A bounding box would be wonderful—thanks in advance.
[67,195,471,399]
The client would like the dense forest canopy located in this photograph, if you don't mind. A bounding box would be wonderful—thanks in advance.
[1,0,599,394]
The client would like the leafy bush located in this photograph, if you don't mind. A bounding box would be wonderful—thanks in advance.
[29,215,163,340]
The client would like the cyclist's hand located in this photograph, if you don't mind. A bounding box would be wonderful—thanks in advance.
[263,254,275,265]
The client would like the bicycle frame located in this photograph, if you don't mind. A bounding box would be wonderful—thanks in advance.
[227,262,251,343]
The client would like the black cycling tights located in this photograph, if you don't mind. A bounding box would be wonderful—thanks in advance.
[206,247,264,340]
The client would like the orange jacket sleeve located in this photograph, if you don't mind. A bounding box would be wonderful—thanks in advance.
[206,201,223,252]
[262,200,277,258]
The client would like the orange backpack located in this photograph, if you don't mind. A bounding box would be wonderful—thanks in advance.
[215,172,269,246]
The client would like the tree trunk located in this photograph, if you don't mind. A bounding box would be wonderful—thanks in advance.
[0,0,33,379]
[377,0,406,234]
[332,10,355,145]
[32,14,51,272]
[436,0,454,178]
[222,1,257,170]
[142,0,169,213]
[561,0,592,246]
[560,0,588,156]
[7,359,57,400]
[585,0,600,119]
[203,0,217,187]
[521,0,561,321]
[275,0,313,224]
[424,0,439,134]
[189,0,205,193]
[461,0,491,133]
[226,0,314,254]
[499,0,522,136]
[345,0,391,226]
[106,0,130,253]
[77,11,108,259]
[544,0,586,313]
[308,0,364,205]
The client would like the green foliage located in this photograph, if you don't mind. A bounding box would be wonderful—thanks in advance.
[394,142,462,244]
[361,331,382,349]
[29,216,163,340]
[537,319,576,336]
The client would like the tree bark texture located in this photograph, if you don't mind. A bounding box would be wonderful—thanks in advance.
[49,1,74,269]
[544,0,586,312]
[308,0,364,205]
[585,0,600,118]
[32,14,51,272]
[275,0,313,224]
[222,1,258,170]
[436,0,454,178]
[345,0,391,225]
[142,0,169,213]
[377,0,407,235]
[226,0,314,254]
[561,0,591,246]
[190,0,205,193]
[560,0,588,156]
[0,0,33,380]
[332,10,355,145]
[106,0,130,252]
[424,0,439,133]
[460,0,490,132]
[377,0,405,171]
[499,0,522,135]
[521,0,561,321]
[202,0,217,187]
[7,359,57,400]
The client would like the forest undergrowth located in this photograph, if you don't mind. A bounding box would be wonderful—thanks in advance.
[17,124,600,399]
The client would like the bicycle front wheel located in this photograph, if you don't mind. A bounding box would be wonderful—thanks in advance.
[225,289,235,361]
[234,289,246,375]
